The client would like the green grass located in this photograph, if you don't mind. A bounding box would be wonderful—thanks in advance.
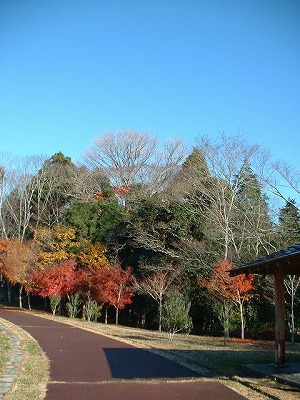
[0,332,11,375]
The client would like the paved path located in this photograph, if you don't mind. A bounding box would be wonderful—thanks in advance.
[0,309,246,399]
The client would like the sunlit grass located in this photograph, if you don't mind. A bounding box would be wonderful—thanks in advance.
[0,332,11,376]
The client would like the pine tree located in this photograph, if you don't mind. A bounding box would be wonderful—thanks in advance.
[234,161,272,261]
[278,198,300,247]
[277,198,300,343]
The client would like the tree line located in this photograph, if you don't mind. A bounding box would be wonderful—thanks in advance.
[0,131,300,341]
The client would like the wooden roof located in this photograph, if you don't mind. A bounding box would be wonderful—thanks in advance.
[230,244,300,276]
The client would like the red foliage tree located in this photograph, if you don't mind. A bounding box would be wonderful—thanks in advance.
[73,264,134,324]
[74,264,106,303]
[199,259,255,339]
[30,259,77,299]
[101,266,134,324]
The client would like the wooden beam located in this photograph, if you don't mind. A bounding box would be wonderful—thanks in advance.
[274,266,286,365]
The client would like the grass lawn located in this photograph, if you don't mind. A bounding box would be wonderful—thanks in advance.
[0,331,11,376]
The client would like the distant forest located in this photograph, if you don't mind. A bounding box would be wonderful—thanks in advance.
[1,131,300,341]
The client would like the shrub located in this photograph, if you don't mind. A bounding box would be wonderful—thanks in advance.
[50,295,61,316]
[66,293,82,318]
[85,295,102,322]
[162,291,193,340]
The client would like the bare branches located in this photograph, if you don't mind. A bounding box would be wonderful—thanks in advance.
[83,131,187,197]
[84,131,157,186]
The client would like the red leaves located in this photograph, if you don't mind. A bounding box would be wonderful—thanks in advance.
[30,259,134,312]
[199,259,255,305]
[102,266,134,310]
[30,259,77,298]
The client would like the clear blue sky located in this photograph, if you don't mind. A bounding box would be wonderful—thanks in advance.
[1,0,299,167]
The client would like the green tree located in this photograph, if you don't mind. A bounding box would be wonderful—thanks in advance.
[63,198,124,243]
[233,161,273,262]
[277,198,300,343]
[161,291,192,340]
[29,152,78,228]
[278,198,300,248]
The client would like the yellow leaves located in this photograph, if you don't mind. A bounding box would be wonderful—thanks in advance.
[34,226,78,267]
[77,243,109,269]
[54,226,76,247]
[33,225,110,271]
[37,250,69,269]
[34,226,76,252]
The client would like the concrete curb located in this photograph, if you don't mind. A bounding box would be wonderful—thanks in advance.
[245,363,300,390]
[0,323,23,397]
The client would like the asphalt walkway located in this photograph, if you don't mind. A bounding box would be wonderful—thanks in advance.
[0,309,246,399]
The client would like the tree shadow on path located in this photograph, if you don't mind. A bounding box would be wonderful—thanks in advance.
[103,347,201,379]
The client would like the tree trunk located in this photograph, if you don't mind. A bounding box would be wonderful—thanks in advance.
[27,293,31,310]
[19,285,23,308]
[223,301,230,344]
[82,304,86,320]
[0,274,3,302]
[158,297,162,331]
[239,301,245,340]
[290,290,295,344]
[115,307,119,324]
[105,306,108,324]
[7,281,11,304]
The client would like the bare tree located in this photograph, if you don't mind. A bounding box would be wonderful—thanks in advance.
[0,155,46,241]
[268,160,300,211]
[134,262,181,331]
[83,131,186,198]
[284,275,300,343]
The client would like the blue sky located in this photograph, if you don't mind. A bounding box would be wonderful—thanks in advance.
[0,0,299,167]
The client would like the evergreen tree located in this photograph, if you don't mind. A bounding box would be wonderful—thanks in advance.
[234,161,273,262]
[277,198,300,343]
[62,198,124,243]
[30,152,79,228]
[277,198,300,247]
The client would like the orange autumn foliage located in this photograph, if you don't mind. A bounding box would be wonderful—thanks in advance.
[0,238,36,290]
[199,259,255,305]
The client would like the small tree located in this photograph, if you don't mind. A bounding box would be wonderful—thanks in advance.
[50,295,61,316]
[30,259,77,303]
[66,293,82,318]
[0,238,36,308]
[162,291,192,340]
[103,266,134,324]
[135,264,180,331]
[84,292,102,322]
[199,259,255,340]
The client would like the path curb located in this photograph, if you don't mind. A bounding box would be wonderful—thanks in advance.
[0,322,23,397]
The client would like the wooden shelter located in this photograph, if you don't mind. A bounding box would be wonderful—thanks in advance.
[230,244,300,366]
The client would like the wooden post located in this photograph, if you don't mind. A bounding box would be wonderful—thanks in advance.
[274,266,285,365]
